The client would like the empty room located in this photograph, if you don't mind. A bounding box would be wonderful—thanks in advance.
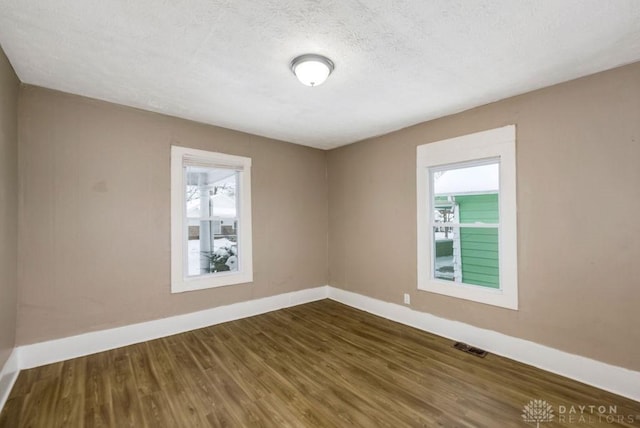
[1,1,639,427]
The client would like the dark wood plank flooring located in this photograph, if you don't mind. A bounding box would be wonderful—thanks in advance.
[1,300,639,427]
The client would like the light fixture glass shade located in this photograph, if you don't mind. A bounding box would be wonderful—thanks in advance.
[291,54,334,87]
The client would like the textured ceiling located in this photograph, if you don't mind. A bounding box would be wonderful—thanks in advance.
[1,1,639,149]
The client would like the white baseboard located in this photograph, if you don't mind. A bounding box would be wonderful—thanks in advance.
[19,285,329,369]
[327,286,640,402]
[9,284,639,408]
[0,349,20,412]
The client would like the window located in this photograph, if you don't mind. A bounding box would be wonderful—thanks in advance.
[417,125,518,309]
[171,146,253,293]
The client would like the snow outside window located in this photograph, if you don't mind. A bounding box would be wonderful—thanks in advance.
[171,146,253,293]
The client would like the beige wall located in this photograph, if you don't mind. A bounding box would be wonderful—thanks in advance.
[327,62,640,371]
[17,86,328,345]
[0,46,19,368]
[11,59,640,373]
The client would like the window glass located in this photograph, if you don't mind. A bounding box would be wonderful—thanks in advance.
[185,167,239,277]
[431,161,500,288]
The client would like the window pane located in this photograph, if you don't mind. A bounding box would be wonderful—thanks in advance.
[433,227,458,281]
[459,227,500,288]
[185,166,237,219]
[432,162,499,224]
[185,166,239,277]
[431,161,500,289]
[433,226,500,288]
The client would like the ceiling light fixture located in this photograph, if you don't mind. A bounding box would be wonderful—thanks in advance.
[291,54,334,87]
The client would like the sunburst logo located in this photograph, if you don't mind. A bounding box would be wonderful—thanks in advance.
[522,399,554,427]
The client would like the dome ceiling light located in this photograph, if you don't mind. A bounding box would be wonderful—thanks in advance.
[291,54,334,87]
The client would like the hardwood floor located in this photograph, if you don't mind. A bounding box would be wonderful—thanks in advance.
[1,300,639,427]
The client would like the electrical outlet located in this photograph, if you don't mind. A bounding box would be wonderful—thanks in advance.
[403,293,410,305]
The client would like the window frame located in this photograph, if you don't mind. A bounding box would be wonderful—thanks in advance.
[171,145,253,293]
[416,125,518,310]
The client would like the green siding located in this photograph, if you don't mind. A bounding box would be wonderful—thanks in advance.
[457,194,500,289]
[457,194,499,223]
[459,228,499,288]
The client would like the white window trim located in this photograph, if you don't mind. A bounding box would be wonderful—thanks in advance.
[171,145,253,293]
[416,125,518,310]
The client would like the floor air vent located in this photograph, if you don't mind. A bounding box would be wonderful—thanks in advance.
[453,342,488,358]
